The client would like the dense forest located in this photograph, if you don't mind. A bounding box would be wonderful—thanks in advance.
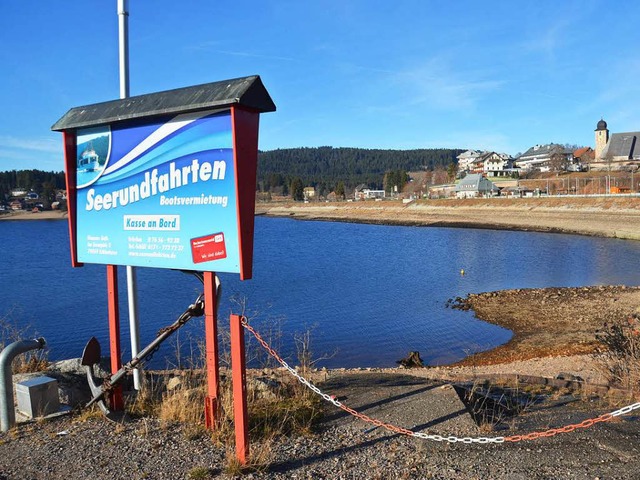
[257,147,463,197]
[0,170,66,201]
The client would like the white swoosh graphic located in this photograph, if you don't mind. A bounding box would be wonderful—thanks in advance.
[103,109,215,175]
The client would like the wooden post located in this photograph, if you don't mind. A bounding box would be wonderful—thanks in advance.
[106,264,123,410]
[204,271,220,429]
[230,314,249,464]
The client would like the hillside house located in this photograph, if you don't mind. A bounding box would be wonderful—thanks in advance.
[483,152,516,177]
[455,174,499,198]
[354,184,385,200]
[570,147,593,171]
[303,187,316,200]
[456,150,485,172]
[516,144,571,173]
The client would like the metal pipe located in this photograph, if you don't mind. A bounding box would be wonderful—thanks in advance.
[0,338,46,432]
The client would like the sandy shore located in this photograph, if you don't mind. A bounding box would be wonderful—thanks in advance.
[257,196,640,240]
[0,210,67,221]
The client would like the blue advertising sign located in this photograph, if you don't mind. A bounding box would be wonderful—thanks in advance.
[75,109,241,273]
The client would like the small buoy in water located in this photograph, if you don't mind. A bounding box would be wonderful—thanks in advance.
[460,269,465,276]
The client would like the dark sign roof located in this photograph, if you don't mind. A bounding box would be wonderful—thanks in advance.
[52,75,275,131]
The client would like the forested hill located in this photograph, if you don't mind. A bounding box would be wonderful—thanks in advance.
[0,170,65,199]
[257,147,463,193]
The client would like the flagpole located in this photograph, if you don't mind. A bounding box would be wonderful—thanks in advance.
[118,0,141,391]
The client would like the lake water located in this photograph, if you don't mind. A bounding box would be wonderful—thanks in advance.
[2,217,640,369]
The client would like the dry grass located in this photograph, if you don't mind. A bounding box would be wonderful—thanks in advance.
[0,311,49,373]
[223,438,273,475]
[187,466,215,479]
[595,315,640,393]
[122,364,321,470]
[73,405,104,423]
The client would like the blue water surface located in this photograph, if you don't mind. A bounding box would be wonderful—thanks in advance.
[1,217,639,368]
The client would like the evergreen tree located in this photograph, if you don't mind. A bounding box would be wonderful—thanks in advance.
[447,162,457,182]
[290,177,304,201]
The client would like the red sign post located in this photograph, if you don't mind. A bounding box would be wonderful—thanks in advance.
[53,76,275,457]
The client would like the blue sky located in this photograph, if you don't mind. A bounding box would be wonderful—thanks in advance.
[1,1,639,172]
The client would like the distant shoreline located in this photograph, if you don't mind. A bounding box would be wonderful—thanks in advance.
[0,210,67,221]
[256,197,640,240]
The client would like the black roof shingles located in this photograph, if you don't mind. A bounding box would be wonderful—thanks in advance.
[52,75,275,131]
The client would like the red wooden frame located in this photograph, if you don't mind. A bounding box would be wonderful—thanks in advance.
[231,105,260,280]
[62,131,82,267]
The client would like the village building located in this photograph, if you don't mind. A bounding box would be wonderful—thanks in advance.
[303,186,316,201]
[454,173,499,198]
[457,150,514,176]
[593,119,640,170]
[456,150,485,172]
[516,144,572,173]
[354,184,385,200]
[326,191,338,202]
[468,151,491,174]
[482,152,516,177]
[572,147,594,170]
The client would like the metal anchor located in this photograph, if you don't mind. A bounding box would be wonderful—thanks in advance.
[81,272,219,418]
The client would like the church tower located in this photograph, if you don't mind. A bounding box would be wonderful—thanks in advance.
[595,118,609,160]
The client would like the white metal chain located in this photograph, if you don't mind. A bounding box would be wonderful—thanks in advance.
[242,320,640,444]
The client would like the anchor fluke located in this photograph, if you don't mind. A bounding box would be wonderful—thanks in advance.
[81,337,113,417]
[81,336,101,367]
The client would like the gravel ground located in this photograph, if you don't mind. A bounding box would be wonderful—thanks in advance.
[2,365,640,480]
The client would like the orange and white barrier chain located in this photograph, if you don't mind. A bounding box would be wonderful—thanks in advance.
[241,318,640,444]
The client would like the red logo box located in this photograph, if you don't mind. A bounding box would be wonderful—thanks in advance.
[191,232,227,264]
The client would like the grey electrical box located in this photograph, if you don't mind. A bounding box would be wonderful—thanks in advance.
[15,376,59,418]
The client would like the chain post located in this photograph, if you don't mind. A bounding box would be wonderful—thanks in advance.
[204,272,220,430]
[231,314,249,465]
